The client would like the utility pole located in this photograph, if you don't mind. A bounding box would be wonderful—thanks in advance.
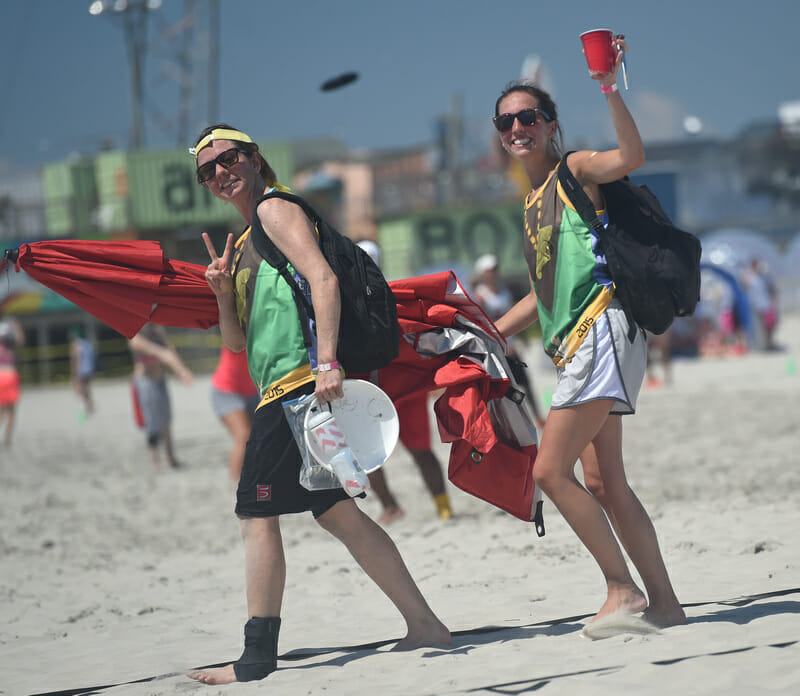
[208,0,219,125]
[89,0,220,150]
[89,0,162,149]
[123,5,149,149]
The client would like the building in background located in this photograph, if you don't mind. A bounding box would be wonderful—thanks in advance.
[2,112,799,383]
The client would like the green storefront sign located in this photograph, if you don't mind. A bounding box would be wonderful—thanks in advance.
[42,159,97,237]
[41,142,293,236]
[378,200,527,282]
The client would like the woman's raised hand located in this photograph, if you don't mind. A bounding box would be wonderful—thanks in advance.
[596,33,627,86]
[202,232,234,297]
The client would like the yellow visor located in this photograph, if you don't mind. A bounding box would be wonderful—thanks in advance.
[190,128,254,160]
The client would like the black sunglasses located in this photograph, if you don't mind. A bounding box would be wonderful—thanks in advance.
[196,147,249,183]
[492,107,551,133]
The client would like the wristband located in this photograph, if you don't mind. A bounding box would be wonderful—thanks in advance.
[601,83,618,94]
[315,360,340,373]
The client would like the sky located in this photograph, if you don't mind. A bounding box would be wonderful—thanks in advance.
[1,0,799,174]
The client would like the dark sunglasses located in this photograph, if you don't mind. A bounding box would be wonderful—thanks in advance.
[196,147,249,183]
[492,107,551,133]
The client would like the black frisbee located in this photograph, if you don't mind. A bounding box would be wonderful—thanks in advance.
[320,71,359,92]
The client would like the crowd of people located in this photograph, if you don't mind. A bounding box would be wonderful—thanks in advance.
[644,254,782,368]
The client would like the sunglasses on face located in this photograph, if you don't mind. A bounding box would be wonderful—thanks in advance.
[196,147,249,183]
[492,107,551,133]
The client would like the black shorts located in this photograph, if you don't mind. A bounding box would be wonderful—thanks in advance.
[235,382,353,518]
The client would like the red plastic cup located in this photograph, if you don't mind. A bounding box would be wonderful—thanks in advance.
[580,29,616,77]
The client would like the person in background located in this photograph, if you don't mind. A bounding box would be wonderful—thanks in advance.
[716,280,748,355]
[741,257,779,351]
[471,253,546,430]
[491,33,685,630]
[644,329,672,388]
[128,322,194,470]
[192,124,449,684]
[0,316,24,448]
[69,326,97,416]
[356,239,453,524]
[210,344,260,484]
[369,392,453,524]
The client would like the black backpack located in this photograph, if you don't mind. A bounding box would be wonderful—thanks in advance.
[249,190,399,373]
[557,154,701,337]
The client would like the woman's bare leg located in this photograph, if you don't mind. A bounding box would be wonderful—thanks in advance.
[534,400,646,620]
[188,516,285,684]
[367,468,406,524]
[317,499,449,649]
[220,409,252,484]
[580,419,686,627]
[2,405,16,447]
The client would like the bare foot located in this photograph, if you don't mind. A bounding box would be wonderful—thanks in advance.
[378,506,406,525]
[187,664,237,685]
[643,603,687,628]
[590,584,648,623]
[391,620,451,651]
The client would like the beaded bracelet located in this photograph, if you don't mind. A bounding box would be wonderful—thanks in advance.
[601,83,618,94]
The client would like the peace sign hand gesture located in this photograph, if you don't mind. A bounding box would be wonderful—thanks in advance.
[202,232,235,298]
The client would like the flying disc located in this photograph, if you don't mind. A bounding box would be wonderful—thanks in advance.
[304,379,399,473]
[320,71,359,92]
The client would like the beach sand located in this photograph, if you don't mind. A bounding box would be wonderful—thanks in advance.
[2,316,799,695]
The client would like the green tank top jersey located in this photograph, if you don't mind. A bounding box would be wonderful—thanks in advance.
[230,226,314,406]
[522,167,614,366]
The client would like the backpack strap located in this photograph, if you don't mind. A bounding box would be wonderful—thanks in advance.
[556,153,605,234]
[249,190,322,348]
[556,154,638,341]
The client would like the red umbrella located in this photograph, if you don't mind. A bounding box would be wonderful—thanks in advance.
[367,271,507,405]
[373,271,542,524]
[149,256,220,330]
[2,251,542,521]
[3,239,218,338]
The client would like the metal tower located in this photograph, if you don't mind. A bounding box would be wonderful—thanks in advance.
[89,0,220,149]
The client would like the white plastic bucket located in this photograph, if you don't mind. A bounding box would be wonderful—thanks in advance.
[304,379,399,473]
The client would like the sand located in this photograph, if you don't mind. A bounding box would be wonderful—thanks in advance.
[2,315,799,696]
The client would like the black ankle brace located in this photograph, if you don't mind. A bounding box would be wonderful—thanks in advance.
[232,616,281,682]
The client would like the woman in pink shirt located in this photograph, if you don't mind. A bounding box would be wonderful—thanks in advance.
[210,345,260,483]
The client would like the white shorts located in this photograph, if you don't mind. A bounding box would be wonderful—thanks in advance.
[550,301,646,415]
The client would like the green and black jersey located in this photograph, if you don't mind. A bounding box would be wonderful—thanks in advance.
[523,167,615,366]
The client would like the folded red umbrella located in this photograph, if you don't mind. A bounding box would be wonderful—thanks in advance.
[2,249,544,523]
[374,271,543,526]
[149,256,220,330]
[3,240,218,338]
[370,271,506,405]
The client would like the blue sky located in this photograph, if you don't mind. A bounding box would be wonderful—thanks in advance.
[1,0,798,173]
